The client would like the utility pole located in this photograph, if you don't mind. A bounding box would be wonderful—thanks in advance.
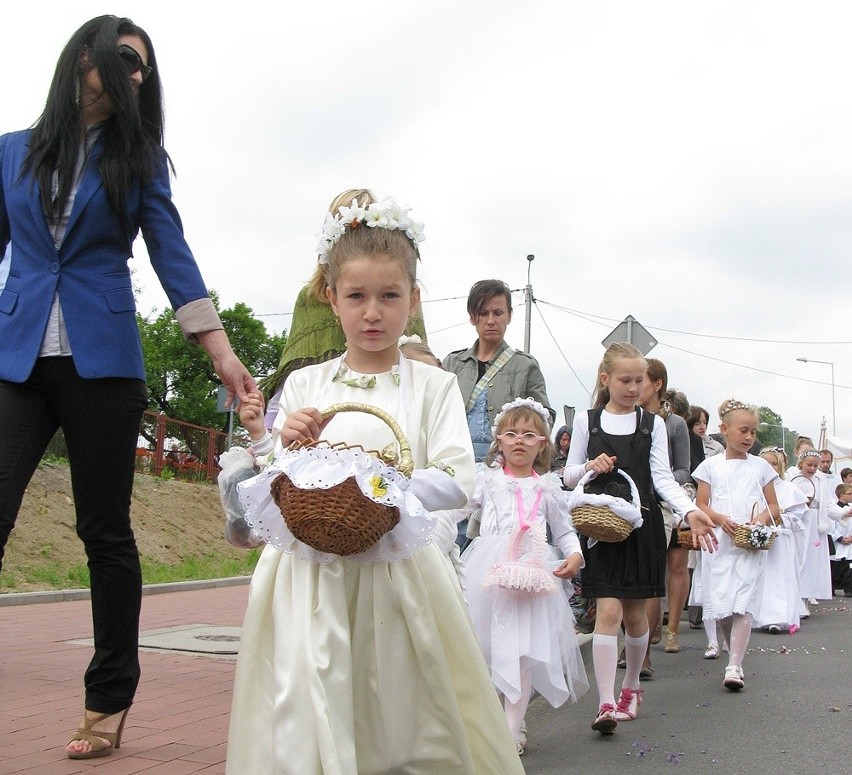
[524,254,534,353]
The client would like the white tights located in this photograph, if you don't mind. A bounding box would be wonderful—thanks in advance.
[720,613,752,668]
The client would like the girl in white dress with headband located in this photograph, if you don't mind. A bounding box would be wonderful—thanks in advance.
[692,400,780,691]
[460,397,588,755]
[226,198,524,774]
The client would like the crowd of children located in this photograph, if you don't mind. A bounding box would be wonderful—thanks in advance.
[219,194,846,771]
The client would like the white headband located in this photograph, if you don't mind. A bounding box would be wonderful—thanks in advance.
[491,397,551,436]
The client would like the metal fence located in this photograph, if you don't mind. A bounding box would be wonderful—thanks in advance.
[45,410,233,483]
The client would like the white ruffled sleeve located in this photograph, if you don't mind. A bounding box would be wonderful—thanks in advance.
[543,477,584,566]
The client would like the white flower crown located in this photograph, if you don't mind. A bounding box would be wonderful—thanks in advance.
[316,197,426,263]
[491,397,552,436]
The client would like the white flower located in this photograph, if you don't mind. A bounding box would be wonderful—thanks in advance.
[405,220,426,245]
[365,202,390,229]
[338,198,367,225]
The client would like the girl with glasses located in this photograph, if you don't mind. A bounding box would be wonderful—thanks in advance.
[459,397,588,755]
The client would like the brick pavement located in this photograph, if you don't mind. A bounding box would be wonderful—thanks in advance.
[0,583,249,774]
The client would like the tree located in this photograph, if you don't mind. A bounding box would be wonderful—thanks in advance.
[138,293,286,429]
[755,405,798,462]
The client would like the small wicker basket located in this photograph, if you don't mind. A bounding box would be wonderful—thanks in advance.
[731,523,775,551]
[570,469,640,543]
[270,402,413,556]
[676,528,695,549]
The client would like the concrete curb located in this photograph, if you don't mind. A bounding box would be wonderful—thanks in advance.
[0,574,251,607]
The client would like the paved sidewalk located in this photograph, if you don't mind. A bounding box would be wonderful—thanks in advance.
[1,579,594,774]
[1,583,250,774]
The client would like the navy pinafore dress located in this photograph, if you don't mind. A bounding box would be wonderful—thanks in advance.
[582,407,667,599]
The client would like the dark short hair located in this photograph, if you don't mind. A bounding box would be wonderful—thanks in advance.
[687,405,709,431]
[819,449,833,460]
[841,467,852,479]
[467,279,512,317]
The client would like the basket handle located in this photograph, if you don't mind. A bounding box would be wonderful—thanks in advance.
[320,401,414,477]
[577,467,641,505]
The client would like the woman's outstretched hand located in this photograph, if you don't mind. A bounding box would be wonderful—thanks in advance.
[685,509,719,552]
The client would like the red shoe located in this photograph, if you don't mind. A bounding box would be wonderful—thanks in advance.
[591,703,617,734]
[613,687,644,721]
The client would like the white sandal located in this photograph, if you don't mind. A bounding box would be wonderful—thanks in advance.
[704,644,719,659]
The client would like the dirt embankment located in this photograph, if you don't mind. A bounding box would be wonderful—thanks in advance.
[1,461,249,593]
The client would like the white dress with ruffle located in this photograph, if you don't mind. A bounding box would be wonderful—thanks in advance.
[225,357,525,775]
[753,478,808,628]
[692,455,776,620]
[793,473,834,600]
[459,466,589,708]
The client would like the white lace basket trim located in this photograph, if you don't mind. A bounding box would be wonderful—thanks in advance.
[238,445,435,564]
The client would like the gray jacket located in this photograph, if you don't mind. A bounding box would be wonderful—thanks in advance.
[443,339,554,427]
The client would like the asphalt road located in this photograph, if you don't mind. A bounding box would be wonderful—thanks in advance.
[522,600,850,775]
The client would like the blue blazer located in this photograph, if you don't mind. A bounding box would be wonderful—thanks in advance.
[0,129,211,382]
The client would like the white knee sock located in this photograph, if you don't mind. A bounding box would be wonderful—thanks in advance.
[622,631,649,689]
[592,633,619,707]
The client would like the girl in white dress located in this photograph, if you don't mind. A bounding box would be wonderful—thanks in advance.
[226,198,525,774]
[460,398,588,754]
[791,450,834,603]
[753,448,808,633]
[692,400,780,691]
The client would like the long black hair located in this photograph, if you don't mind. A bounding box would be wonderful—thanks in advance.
[23,15,166,237]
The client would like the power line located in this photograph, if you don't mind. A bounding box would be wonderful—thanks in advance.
[537,298,852,346]
[536,297,851,391]
[655,341,852,391]
[532,302,592,397]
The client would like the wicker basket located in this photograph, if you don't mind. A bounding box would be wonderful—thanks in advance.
[570,469,640,543]
[676,528,694,549]
[270,402,413,556]
[732,523,775,551]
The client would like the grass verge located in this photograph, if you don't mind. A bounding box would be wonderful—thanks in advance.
[0,549,261,592]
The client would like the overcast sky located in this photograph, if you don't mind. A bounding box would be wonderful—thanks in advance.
[4,1,851,446]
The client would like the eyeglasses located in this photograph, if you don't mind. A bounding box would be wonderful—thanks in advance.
[496,432,545,446]
[118,45,153,82]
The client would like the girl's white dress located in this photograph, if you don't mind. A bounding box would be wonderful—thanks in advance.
[226,357,524,775]
[691,454,777,620]
[791,472,833,600]
[753,478,808,629]
[459,466,589,708]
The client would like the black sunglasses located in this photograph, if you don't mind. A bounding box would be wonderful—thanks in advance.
[118,44,153,82]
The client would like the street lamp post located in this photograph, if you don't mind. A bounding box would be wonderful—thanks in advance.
[797,357,836,435]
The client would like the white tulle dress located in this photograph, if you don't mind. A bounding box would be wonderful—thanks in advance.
[459,465,588,708]
[692,455,776,619]
[225,356,525,775]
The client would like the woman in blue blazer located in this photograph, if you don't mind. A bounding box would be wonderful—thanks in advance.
[0,15,256,759]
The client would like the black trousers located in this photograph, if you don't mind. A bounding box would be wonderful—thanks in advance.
[830,558,852,594]
[0,357,147,713]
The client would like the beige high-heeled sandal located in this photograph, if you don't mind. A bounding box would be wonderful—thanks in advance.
[66,708,129,760]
